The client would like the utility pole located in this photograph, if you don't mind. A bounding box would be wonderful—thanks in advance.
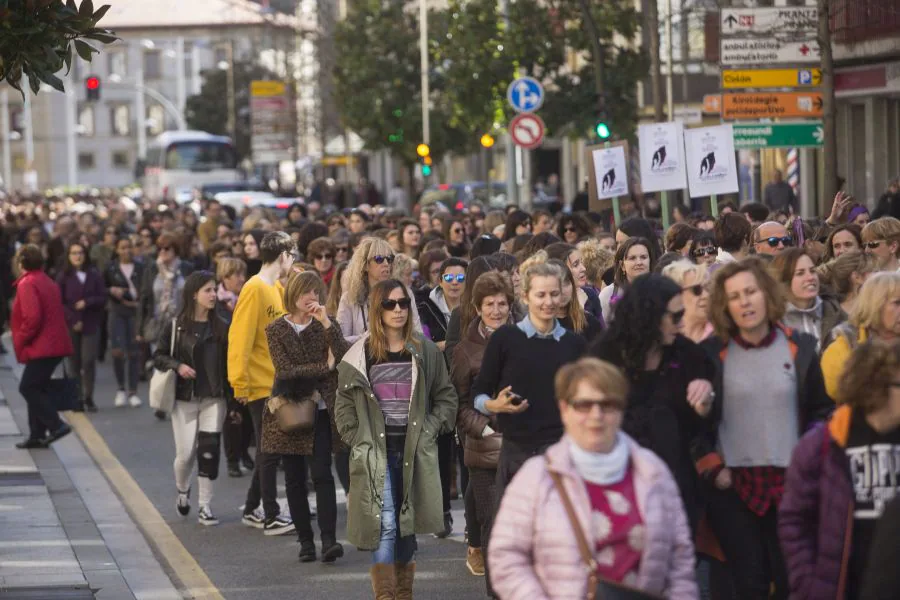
[226,39,236,142]
[502,0,517,206]
[419,0,430,146]
[665,0,674,122]
[175,37,186,115]
[646,0,664,121]
[134,44,147,159]
[817,0,837,215]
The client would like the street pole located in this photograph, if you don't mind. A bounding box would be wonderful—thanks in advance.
[134,45,147,159]
[1,90,11,191]
[419,0,430,146]
[665,0,674,123]
[226,40,236,142]
[502,0,517,205]
[817,0,837,215]
[175,37,186,115]
[190,44,201,95]
[23,91,34,168]
[65,77,77,187]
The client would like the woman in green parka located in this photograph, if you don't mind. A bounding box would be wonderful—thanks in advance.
[335,279,458,600]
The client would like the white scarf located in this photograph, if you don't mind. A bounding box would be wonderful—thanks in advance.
[567,433,629,486]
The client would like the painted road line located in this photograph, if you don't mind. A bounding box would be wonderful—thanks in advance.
[68,412,225,600]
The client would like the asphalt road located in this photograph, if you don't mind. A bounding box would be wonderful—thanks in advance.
[83,359,484,600]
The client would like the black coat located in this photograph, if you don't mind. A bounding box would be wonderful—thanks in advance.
[417,288,450,344]
[152,315,231,403]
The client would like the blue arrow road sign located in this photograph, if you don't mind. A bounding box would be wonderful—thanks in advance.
[507,77,544,113]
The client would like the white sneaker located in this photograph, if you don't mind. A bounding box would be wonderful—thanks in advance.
[128,394,142,407]
[114,391,127,407]
[198,505,218,526]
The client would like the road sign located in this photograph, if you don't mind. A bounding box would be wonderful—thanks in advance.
[703,94,722,114]
[720,38,820,66]
[722,92,824,119]
[720,7,817,36]
[250,80,293,163]
[507,77,544,113]
[732,122,824,149]
[509,113,545,150]
[722,68,822,89]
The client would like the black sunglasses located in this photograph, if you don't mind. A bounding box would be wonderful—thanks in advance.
[381,298,411,310]
[865,241,885,250]
[372,255,395,265]
[313,253,333,260]
[759,236,793,248]
[692,246,717,257]
[683,284,705,297]
[568,398,624,414]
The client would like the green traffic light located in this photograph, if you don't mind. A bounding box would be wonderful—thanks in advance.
[595,122,611,139]
[422,165,432,176]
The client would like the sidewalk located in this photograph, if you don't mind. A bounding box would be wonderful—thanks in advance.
[0,358,182,600]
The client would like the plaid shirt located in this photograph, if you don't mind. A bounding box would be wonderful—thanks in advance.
[732,466,786,516]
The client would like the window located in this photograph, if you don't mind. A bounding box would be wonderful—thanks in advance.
[108,51,126,77]
[143,50,161,79]
[77,105,95,136]
[164,141,237,170]
[147,104,165,135]
[112,150,130,169]
[110,105,130,136]
[78,152,95,169]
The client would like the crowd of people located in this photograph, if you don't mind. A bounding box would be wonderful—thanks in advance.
[8,187,900,599]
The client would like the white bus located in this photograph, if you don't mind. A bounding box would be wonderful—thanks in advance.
[142,131,240,201]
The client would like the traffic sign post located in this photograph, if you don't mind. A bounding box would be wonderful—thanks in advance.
[722,92,823,119]
[507,77,544,113]
[732,122,824,149]
[509,113,545,150]
[721,68,821,89]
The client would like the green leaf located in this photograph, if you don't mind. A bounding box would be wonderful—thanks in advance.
[73,38,95,61]
[78,0,93,19]
[91,4,109,23]
[83,30,116,44]
[38,70,64,92]
[63,44,72,72]
[27,73,40,95]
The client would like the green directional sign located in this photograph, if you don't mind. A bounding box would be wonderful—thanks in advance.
[732,122,824,149]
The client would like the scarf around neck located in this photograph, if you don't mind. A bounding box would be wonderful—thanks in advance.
[567,433,629,486]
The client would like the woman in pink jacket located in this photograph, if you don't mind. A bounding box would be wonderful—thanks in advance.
[489,357,698,600]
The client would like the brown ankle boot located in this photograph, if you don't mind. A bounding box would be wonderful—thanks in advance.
[370,564,395,600]
[395,561,416,600]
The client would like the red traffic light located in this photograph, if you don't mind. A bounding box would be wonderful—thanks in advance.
[86,77,100,90]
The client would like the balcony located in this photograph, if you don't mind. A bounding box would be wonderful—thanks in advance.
[831,0,900,45]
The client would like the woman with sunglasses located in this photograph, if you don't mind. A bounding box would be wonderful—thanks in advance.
[691,231,718,267]
[591,273,714,533]
[337,237,422,345]
[489,357,698,599]
[699,258,832,599]
[56,241,107,413]
[306,237,336,285]
[598,237,655,324]
[335,279,458,599]
[556,213,592,245]
[443,218,470,258]
[663,259,714,344]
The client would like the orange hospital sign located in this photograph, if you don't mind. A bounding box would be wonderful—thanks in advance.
[722,92,823,119]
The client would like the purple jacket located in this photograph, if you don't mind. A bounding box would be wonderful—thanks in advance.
[56,268,107,335]
[778,404,855,600]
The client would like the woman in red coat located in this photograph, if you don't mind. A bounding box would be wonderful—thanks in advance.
[11,245,74,449]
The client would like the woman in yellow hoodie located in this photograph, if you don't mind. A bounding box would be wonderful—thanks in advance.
[821,271,900,399]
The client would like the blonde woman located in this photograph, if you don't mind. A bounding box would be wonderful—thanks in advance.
[392,253,416,289]
[336,238,421,343]
[578,237,614,293]
[816,251,877,330]
[662,259,713,343]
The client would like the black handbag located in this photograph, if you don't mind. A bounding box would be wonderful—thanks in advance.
[49,362,80,412]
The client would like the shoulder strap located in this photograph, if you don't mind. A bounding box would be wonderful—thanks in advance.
[170,318,177,355]
[545,458,599,597]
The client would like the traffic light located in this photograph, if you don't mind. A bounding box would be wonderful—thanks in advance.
[421,155,433,177]
[416,143,430,158]
[595,120,611,140]
[593,91,611,140]
[480,134,495,148]
[85,76,100,102]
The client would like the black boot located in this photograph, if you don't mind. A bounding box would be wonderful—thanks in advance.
[241,453,255,471]
[321,536,344,563]
[227,462,242,477]
[298,539,317,563]
[84,397,97,413]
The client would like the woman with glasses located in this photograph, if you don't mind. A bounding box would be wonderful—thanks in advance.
[331,230,351,265]
[335,279,458,599]
[443,218,469,258]
[337,237,422,344]
[591,273,714,532]
[556,213,592,245]
[691,231,718,267]
[56,242,107,413]
[153,272,230,527]
[306,237,336,285]
[699,258,832,599]
[780,338,900,600]
[598,237,655,324]
[501,210,532,243]
[861,217,900,272]
[105,236,145,410]
[417,257,468,350]
[489,357,698,599]
[663,259,714,344]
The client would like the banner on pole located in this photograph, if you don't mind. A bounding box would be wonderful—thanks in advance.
[684,124,739,199]
[638,122,688,193]
[591,144,629,201]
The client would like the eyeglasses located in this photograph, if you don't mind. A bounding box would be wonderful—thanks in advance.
[757,236,793,248]
[568,398,624,414]
[668,309,686,325]
[313,253,333,261]
[371,255,395,265]
[442,273,466,283]
[564,226,577,233]
[865,240,886,250]
[381,298,412,310]
[692,247,717,257]
[682,284,705,297]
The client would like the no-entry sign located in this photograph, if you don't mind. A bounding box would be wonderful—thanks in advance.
[509,113,545,150]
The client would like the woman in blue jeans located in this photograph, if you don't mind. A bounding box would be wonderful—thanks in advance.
[335,279,458,600]
[104,237,144,408]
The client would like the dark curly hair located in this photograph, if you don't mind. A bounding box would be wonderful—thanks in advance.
[591,273,681,376]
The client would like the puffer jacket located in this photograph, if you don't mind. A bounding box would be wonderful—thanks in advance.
[451,318,502,470]
[334,333,458,550]
[11,269,74,363]
[489,434,699,600]
[778,404,856,600]
[152,315,231,403]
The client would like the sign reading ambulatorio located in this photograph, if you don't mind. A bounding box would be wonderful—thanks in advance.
[720,38,820,66]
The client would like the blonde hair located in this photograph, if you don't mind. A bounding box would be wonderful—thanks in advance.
[816,251,878,298]
[555,357,629,408]
[283,271,326,313]
[216,257,246,281]
[392,253,416,280]
[578,238,615,287]
[344,237,394,306]
[662,259,707,287]
[518,250,564,294]
[367,279,419,362]
[850,271,900,330]
[482,210,506,237]
[326,261,349,317]
[862,217,900,257]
